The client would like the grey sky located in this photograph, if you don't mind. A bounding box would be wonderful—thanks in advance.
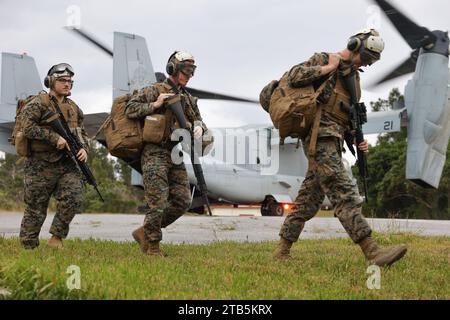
[1,0,449,130]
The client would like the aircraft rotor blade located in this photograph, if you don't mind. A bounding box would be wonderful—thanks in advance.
[374,0,436,49]
[373,49,419,85]
[66,27,113,57]
[155,72,257,103]
[67,31,257,103]
[184,87,258,103]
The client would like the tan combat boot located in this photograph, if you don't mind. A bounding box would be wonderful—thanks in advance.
[47,235,64,249]
[273,237,293,260]
[359,236,407,267]
[132,226,148,253]
[146,241,165,257]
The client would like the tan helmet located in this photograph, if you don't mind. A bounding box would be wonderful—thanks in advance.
[347,29,385,65]
[44,63,74,88]
[166,51,196,76]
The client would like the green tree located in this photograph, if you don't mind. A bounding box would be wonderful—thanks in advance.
[0,154,24,210]
[80,141,143,213]
[0,141,144,213]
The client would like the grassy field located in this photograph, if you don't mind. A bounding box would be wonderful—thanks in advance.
[0,234,449,300]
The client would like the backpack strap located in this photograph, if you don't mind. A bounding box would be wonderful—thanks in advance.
[91,115,111,140]
[307,71,336,156]
[308,104,323,157]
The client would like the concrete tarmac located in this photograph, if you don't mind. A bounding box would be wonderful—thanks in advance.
[1,211,449,244]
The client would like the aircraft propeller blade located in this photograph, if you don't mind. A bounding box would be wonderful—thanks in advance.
[66,27,113,57]
[373,0,436,50]
[184,88,258,103]
[373,48,419,86]
[67,30,257,103]
[154,72,258,103]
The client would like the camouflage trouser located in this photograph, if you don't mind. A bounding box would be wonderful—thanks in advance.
[280,137,372,243]
[20,155,84,249]
[141,143,191,242]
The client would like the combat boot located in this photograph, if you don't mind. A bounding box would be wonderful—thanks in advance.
[47,235,63,249]
[359,236,407,267]
[146,241,165,257]
[132,226,148,253]
[273,237,293,260]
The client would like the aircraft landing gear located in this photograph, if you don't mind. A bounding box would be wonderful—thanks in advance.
[261,196,284,216]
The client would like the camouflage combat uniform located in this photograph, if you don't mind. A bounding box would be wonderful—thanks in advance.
[19,93,88,249]
[125,79,207,242]
[279,52,372,243]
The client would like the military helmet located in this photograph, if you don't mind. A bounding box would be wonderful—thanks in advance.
[166,51,197,76]
[44,63,74,88]
[347,29,385,65]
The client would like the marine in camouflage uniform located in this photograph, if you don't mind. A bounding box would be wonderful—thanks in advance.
[19,64,88,249]
[279,52,371,243]
[274,29,408,267]
[125,51,208,256]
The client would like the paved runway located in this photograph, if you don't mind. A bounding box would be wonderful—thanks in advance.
[1,211,449,244]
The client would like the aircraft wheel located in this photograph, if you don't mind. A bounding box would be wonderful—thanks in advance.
[269,202,284,216]
[261,197,284,216]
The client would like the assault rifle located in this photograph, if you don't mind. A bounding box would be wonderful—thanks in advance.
[43,98,104,202]
[339,64,369,203]
[166,94,213,216]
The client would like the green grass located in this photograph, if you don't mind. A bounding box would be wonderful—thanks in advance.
[0,234,449,300]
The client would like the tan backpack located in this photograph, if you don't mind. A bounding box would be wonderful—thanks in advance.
[9,93,50,157]
[101,91,143,160]
[260,71,333,152]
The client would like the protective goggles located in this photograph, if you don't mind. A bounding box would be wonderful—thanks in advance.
[48,63,75,76]
[178,63,197,76]
[360,49,380,66]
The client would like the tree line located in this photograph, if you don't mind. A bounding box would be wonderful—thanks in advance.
[0,141,144,213]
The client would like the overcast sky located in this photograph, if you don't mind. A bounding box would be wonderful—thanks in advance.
[1,0,450,141]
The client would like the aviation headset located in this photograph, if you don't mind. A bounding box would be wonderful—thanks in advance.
[44,63,75,88]
[346,29,385,65]
[166,51,196,76]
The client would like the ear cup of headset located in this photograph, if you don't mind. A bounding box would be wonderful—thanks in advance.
[44,76,50,88]
[166,51,179,75]
[166,61,175,75]
[347,37,362,52]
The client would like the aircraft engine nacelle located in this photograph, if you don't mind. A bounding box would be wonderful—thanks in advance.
[404,51,450,188]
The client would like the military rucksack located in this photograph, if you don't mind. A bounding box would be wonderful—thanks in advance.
[260,71,334,152]
[101,91,144,160]
[9,92,50,157]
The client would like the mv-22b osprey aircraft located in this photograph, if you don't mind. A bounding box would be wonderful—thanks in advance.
[0,0,449,216]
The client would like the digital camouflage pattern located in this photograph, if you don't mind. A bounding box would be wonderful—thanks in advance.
[279,53,370,244]
[280,137,371,242]
[125,79,207,244]
[19,94,87,249]
[287,52,361,141]
[280,137,372,243]
[20,156,84,249]
[21,94,89,162]
[140,143,191,242]
[125,79,207,133]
